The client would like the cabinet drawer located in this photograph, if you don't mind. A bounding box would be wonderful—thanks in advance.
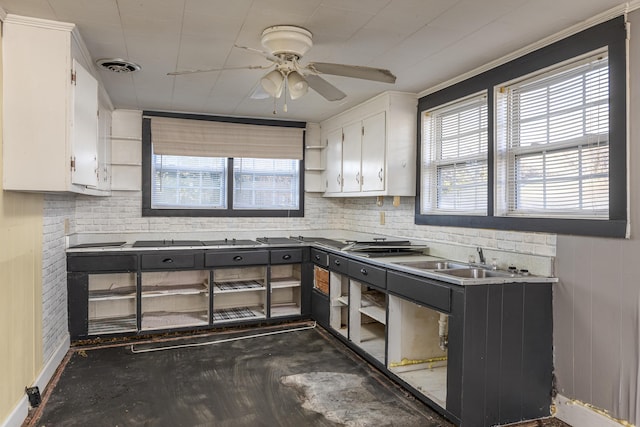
[67,254,137,272]
[328,254,349,274]
[206,250,269,267]
[141,252,201,270]
[270,249,303,265]
[310,248,328,267]
[349,260,386,289]
[387,271,451,313]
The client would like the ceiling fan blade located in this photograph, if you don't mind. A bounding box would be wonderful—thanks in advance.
[307,62,396,84]
[305,74,347,101]
[167,64,271,76]
[234,45,282,63]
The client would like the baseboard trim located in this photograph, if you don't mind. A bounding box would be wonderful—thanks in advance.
[35,334,70,391]
[1,334,70,427]
[554,394,630,427]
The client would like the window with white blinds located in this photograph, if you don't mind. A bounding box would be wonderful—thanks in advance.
[143,114,304,216]
[152,155,227,209]
[233,158,300,210]
[421,93,488,215]
[495,51,609,219]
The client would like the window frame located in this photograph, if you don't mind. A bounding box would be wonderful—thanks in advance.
[421,91,489,216]
[142,111,306,218]
[415,16,627,237]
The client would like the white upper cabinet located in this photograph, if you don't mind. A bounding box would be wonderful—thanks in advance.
[320,92,417,197]
[2,15,112,195]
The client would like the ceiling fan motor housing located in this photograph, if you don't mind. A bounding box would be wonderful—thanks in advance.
[261,25,313,58]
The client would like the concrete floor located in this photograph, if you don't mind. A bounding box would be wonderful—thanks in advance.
[25,323,569,427]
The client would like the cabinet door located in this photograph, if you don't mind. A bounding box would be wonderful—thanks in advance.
[361,111,386,192]
[342,121,362,193]
[71,59,99,187]
[325,128,343,193]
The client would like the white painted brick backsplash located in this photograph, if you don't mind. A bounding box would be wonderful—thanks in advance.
[42,193,75,364]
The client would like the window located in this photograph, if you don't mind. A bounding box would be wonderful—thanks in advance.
[142,113,305,217]
[496,53,609,219]
[422,93,488,215]
[415,16,627,237]
[152,155,227,209]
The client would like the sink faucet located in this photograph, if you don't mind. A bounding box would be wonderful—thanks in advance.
[476,247,486,264]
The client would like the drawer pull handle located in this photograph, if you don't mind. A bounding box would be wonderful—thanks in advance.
[334,259,341,266]
[360,268,368,275]
[162,258,174,263]
[233,255,243,261]
[314,254,321,260]
[282,254,291,260]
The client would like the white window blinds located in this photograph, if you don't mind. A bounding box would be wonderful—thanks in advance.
[150,116,304,160]
[495,51,609,218]
[421,93,488,215]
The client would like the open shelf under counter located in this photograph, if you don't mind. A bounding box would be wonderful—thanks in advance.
[89,288,136,301]
[141,310,209,331]
[357,322,386,363]
[335,295,349,306]
[213,280,266,293]
[141,283,209,298]
[270,302,301,317]
[88,314,137,335]
[213,306,266,323]
[270,277,301,289]
[359,304,385,324]
[389,363,448,409]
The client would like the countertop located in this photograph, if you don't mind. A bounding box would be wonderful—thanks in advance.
[66,232,557,287]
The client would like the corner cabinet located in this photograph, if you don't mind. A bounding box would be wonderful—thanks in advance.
[2,15,111,195]
[321,92,417,197]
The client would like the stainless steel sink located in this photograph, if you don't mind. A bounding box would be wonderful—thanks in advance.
[435,268,514,279]
[394,260,467,270]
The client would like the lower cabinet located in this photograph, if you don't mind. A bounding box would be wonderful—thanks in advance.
[87,272,137,335]
[349,282,386,364]
[67,247,310,339]
[140,270,210,330]
[387,294,448,409]
[212,265,268,323]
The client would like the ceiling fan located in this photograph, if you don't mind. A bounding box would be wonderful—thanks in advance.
[168,25,396,108]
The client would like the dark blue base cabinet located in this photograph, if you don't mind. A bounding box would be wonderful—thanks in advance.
[309,255,553,427]
[444,282,553,426]
[67,248,312,341]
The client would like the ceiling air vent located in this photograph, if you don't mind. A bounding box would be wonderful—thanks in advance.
[96,58,141,73]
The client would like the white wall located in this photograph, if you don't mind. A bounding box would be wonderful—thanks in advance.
[551,10,640,425]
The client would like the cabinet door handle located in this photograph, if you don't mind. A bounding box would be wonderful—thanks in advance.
[356,172,360,184]
[162,258,174,263]
[337,174,341,185]
[314,254,321,261]
[282,254,291,260]
[378,168,383,182]
[360,268,368,275]
[334,259,341,266]
[233,255,243,261]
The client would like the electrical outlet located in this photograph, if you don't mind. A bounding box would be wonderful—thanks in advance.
[64,218,70,234]
[380,211,385,225]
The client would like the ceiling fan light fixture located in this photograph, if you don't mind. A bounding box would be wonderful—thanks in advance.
[261,69,284,98]
[287,71,308,100]
[261,25,313,58]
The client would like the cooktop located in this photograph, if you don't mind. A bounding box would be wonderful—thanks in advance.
[132,240,204,247]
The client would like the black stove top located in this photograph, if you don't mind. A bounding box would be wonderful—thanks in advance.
[70,241,126,249]
[132,240,204,247]
[202,239,258,246]
[255,237,301,245]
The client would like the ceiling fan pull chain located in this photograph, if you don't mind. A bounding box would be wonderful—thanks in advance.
[283,76,289,112]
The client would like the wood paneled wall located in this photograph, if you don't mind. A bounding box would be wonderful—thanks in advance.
[0,21,45,422]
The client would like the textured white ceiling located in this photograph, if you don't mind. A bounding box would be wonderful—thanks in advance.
[0,0,629,122]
